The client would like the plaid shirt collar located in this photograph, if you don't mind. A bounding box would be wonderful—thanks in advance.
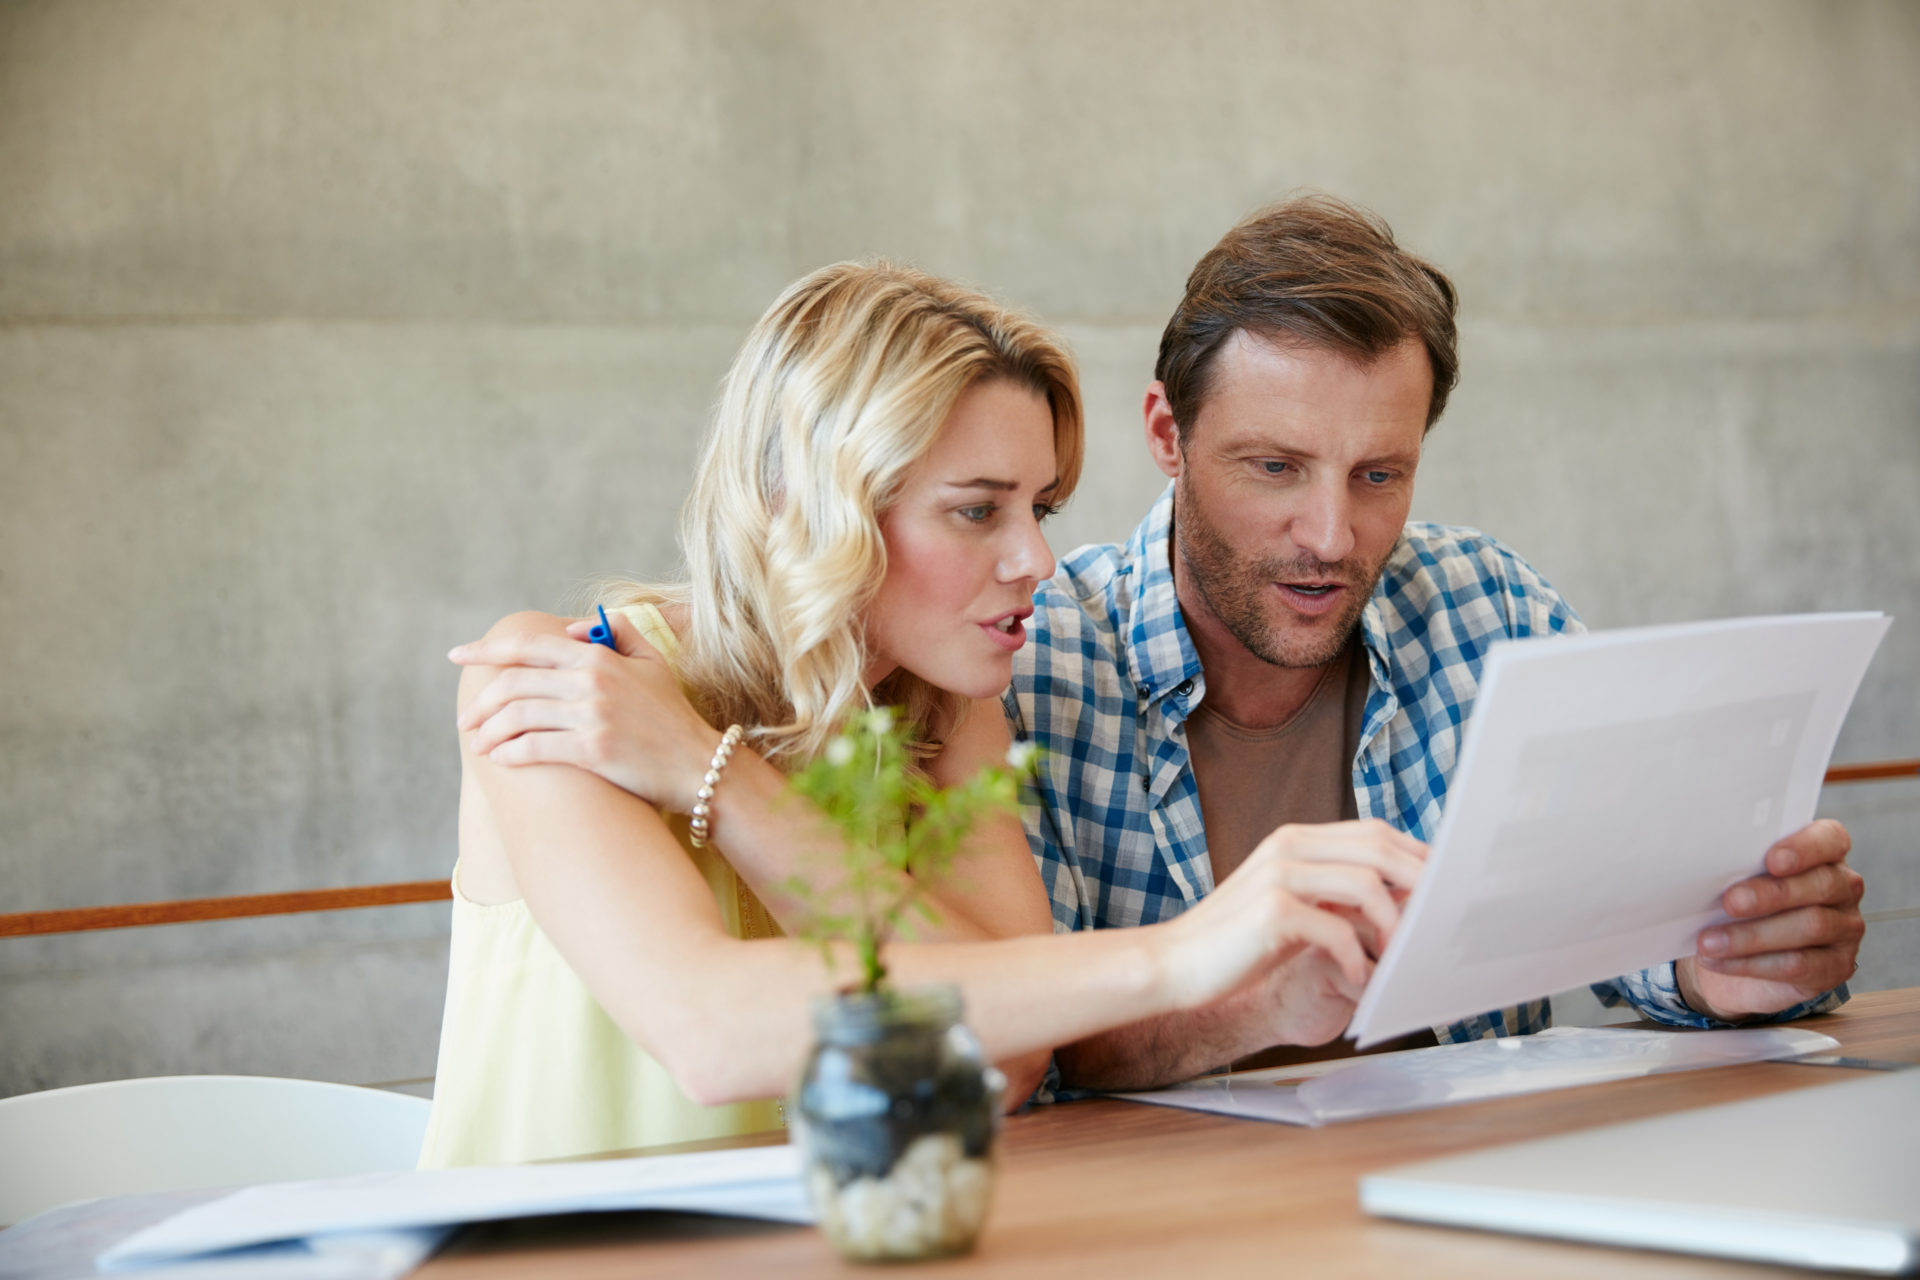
[1118,482,1203,707]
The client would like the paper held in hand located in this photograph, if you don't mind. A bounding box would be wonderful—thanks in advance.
[1347,611,1890,1048]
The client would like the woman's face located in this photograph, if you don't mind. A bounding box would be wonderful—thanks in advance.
[865,378,1061,699]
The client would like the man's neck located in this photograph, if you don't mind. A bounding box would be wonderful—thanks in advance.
[1171,548,1341,733]
[1184,611,1334,729]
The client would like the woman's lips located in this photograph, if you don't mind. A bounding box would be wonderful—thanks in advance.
[980,615,1029,651]
[1274,583,1346,617]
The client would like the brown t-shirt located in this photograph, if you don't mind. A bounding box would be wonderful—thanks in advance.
[1187,645,1438,1061]
[1186,642,1370,889]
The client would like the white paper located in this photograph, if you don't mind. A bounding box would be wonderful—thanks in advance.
[1110,1026,1839,1126]
[94,1227,452,1280]
[1348,612,1889,1047]
[100,1143,810,1272]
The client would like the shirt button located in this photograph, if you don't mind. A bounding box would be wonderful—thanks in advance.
[1140,775,1151,792]
[1174,679,1194,697]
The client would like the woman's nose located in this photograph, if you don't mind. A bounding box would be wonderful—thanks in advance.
[1002,516,1056,584]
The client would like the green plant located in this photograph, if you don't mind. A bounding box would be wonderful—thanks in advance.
[783,707,1040,994]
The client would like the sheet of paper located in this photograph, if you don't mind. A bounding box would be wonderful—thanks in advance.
[99,1143,810,1272]
[1348,612,1889,1047]
[1109,1026,1839,1126]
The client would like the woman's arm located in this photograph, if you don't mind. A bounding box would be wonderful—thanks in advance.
[459,613,1412,1109]
[452,617,1050,945]
[456,613,1053,1098]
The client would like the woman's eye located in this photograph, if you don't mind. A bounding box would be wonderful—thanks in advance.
[959,504,996,524]
[1033,502,1061,522]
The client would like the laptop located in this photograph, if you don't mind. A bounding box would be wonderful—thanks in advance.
[1360,1070,1920,1274]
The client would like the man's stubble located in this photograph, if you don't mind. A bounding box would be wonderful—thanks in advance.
[1173,471,1389,670]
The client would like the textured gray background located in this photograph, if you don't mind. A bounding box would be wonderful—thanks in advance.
[2,0,1916,1096]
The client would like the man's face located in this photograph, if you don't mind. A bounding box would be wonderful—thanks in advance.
[1152,332,1431,669]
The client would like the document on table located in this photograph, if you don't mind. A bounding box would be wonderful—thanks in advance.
[1347,612,1889,1048]
[97,1143,810,1274]
[1110,1025,1839,1126]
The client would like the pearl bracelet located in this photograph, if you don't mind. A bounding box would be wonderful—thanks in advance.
[688,724,745,849]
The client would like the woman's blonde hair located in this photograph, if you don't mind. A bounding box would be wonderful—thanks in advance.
[608,261,1084,766]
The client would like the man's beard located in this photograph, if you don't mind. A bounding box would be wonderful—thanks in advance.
[1174,475,1387,669]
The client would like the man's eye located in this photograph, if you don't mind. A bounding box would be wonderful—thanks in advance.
[1364,470,1395,485]
[1259,460,1292,476]
[959,504,996,523]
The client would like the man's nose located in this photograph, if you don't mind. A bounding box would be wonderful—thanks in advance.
[1291,480,1356,565]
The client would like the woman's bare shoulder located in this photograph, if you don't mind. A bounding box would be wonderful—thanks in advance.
[481,609,572,641]
[454,611,573,713]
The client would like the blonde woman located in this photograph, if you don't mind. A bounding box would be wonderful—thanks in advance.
[426,262,1423,1167]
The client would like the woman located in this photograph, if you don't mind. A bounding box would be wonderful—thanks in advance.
[424,262,1420,1167]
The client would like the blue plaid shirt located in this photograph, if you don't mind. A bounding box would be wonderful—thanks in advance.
[1004,482,1845,1044]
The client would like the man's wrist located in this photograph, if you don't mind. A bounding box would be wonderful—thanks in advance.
[1674,956,1712,1017]
[1674,956,1750,1025]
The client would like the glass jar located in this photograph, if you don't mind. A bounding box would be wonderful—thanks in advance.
[791,984,1005,1261]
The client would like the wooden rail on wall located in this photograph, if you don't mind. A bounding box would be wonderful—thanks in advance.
[1,760,1915,940]
[0,881,452,938]
[1825,758,1920,784]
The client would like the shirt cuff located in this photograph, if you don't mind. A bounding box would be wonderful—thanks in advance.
[1436,998,1552,1042]
[1593,966,1852,1028]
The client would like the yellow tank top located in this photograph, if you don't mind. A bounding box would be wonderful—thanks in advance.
[417,603,786,1168]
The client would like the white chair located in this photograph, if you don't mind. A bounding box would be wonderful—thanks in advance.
[0,1075,432,1227]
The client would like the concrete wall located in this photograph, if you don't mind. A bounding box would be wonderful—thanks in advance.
[3,0,1915,1094]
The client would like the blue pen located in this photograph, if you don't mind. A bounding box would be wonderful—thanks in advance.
[587,604,617,650]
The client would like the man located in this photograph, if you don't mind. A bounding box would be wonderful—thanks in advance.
[1005,195,1865,1091]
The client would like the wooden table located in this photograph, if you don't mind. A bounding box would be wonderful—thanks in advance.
[420,988,1920,1278]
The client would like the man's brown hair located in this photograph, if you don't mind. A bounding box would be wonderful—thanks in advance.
[1156,194,1459,439]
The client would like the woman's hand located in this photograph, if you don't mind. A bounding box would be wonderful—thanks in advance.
[1153,819,1428,1016]
[450,611,721,813]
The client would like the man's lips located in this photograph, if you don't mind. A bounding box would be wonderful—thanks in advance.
[1273,581,1347,616]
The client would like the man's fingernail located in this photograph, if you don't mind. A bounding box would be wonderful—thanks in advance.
[1701,930,1728,955]
[1728,887,1755,913]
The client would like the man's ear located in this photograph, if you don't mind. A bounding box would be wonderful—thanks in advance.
[1143,381,1183,480]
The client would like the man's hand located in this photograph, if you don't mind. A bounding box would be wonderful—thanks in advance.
[1676,819,1865,1021]
[1231,943,1372,1050]
[1055,820,1424,1091]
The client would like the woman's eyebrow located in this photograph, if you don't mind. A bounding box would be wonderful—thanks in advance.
[941,477,1063,493]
